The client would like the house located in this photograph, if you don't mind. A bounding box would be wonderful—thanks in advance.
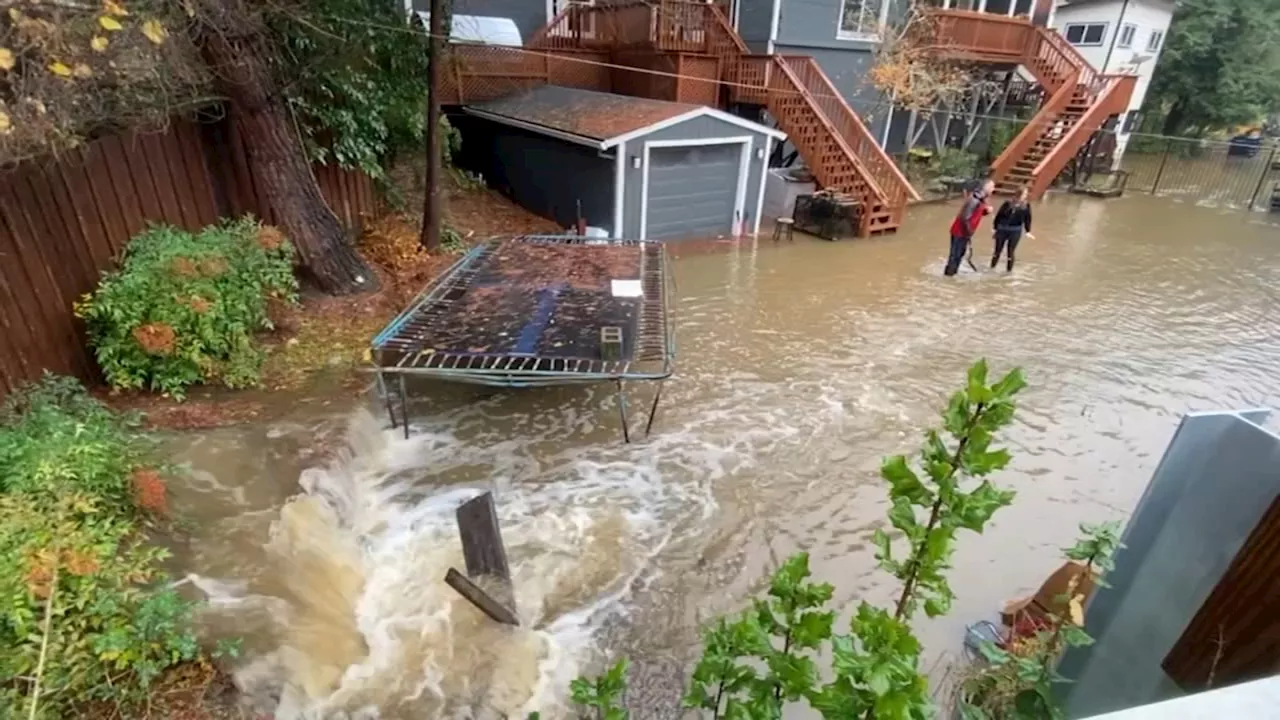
[457,86,783,239]
[428,0,1133,236]
[1050,0,1176,161]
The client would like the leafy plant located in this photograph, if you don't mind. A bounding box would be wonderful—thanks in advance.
[566,360,1027,720]
[934,147,980,180]
[959,522,1124,720]
[75,217,298,398]
[270,0,431,180]
[571,658,630,720]
[0,376,199,718]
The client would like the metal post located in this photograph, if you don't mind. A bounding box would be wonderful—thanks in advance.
[644,382,664,437]
[1249,146,1276,210]
[378,371,397,429]
[1151,138,1172,195]
[616,379,631,444]
[399,375,410,440]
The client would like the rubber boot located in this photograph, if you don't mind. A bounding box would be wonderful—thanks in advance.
[1006,257,1015,272]
[990,254,999,269]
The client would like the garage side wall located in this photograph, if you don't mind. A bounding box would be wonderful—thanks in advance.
[619,115,773,239]
[478,121,615,232]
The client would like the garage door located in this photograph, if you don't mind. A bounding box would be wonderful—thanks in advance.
[645,144,742,240]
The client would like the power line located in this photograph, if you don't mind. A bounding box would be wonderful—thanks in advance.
[300,10,1223,146]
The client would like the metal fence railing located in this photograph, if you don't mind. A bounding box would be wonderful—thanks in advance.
[1118,133,1280,211]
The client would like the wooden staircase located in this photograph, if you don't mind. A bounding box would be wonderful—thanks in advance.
[526,0,919,236]
[928,9,1137,199]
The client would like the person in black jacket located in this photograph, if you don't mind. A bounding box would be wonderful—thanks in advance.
[991,187,1035,271]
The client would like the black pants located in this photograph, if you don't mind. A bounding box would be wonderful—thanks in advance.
[944,235,969,276]
[992,230,1022,270]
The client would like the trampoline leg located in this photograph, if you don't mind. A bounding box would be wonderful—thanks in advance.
[399,375,410,440]
[616,379,631,444]
[379,371,397,430]
[645,381,663,438]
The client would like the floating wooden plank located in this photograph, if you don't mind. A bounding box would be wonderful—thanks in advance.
[444,492,519,626]
[444,568,519,626]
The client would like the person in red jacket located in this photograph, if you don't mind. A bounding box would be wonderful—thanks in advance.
[944,179,995,276]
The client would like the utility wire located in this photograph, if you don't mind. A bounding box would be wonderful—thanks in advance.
[299,10,1239,146]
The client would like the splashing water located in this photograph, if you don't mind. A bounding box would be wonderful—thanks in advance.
[183,408,723,718]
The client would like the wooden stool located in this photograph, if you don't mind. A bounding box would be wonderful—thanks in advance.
[772,217,795,243]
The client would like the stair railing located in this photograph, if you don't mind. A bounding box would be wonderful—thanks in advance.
[1028,74,1136,197]
[988,66,1078,181]
[779,56,920,205]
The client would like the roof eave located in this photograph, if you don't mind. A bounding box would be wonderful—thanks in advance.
[462,107,608,150]
[600,107,787,150]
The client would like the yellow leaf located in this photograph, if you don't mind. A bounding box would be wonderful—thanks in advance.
[0,47,13,72]
[7,8,22,22]
[103,0,129,16]
[1068,596,1085,626]
[73,63,92,78]
[91,35,109,52]
[141,18,167,44]
[0,111,10,135]
[98,15,123,31]
[49,61,72,77]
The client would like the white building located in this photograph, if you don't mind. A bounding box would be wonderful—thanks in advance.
[1051,0,1177,157]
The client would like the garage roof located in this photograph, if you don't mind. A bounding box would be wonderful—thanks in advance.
[465,86,785,151]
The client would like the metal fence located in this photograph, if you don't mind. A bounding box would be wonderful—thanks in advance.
[1117,133,1280,212]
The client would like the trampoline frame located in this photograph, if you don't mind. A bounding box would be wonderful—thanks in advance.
[368,235,675,441]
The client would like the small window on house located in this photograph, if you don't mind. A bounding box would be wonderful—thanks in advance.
[1064,23,1107,46]
[1147,29,1164,52]
[1117,23,1137,49]
[838,0,888,40]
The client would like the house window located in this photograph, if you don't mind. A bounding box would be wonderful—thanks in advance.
[1117,23,1136,49]
[1147,29,1164,52]
[1064,23,1108,46]
[838,0,889,40]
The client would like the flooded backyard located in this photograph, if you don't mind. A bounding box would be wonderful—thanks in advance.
[164,194,1280,718]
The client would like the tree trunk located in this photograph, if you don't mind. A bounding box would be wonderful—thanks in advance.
[419,0,445,252]
[1162,99,1188,137]
[197,4,378,295]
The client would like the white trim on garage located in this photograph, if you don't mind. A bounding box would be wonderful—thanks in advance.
[602,108,785,151]
[753,136,771,236]
[639,136,752,241]
[613,140,626,239]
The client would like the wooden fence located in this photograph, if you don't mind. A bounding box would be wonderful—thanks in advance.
[0,115,379,397]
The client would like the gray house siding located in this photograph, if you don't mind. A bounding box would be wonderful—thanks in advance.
[618,115,772,239]
[413,0,548,44]
[473,121,614,231]
[736,0,775,46]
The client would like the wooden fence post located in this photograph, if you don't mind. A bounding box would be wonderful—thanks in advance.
[444,492,519,626]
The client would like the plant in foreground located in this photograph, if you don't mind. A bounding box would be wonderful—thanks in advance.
[563,360,1027,719]
[0,377,200,718]
[959,522,1123,720]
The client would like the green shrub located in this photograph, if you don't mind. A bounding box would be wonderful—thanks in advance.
[76,217,298,398]
[934,147,981,179]
[0,377,199,718]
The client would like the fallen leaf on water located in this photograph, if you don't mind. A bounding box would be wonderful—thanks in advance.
[91,35,109,52]
[98,15,123,31]
[103,0,129,17]
[141,18,167,44]
[0,48,14,71]
[48,61,72,77]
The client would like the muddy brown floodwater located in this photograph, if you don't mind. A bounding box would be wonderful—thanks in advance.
[164,194,1280,719]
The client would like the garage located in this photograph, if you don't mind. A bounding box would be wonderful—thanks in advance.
[462,86,784,240]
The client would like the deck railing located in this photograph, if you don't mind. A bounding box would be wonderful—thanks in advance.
[1028,74,1136,196]
[438,45,611,105]
[530,0,746,55]
[927,9,1032,61]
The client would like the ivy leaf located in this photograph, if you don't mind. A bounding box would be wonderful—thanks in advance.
[887,497,917,535]
[91,36,110,52]
[882,455,933,504]
[791,610,835,650]
[99,15,124,31]
[0,47,14,71]
[868,666,891,697]
[141,19,168,45]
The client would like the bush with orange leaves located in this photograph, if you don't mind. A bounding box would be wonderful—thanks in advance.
[0,376,199,714]
[76,216,299,398]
